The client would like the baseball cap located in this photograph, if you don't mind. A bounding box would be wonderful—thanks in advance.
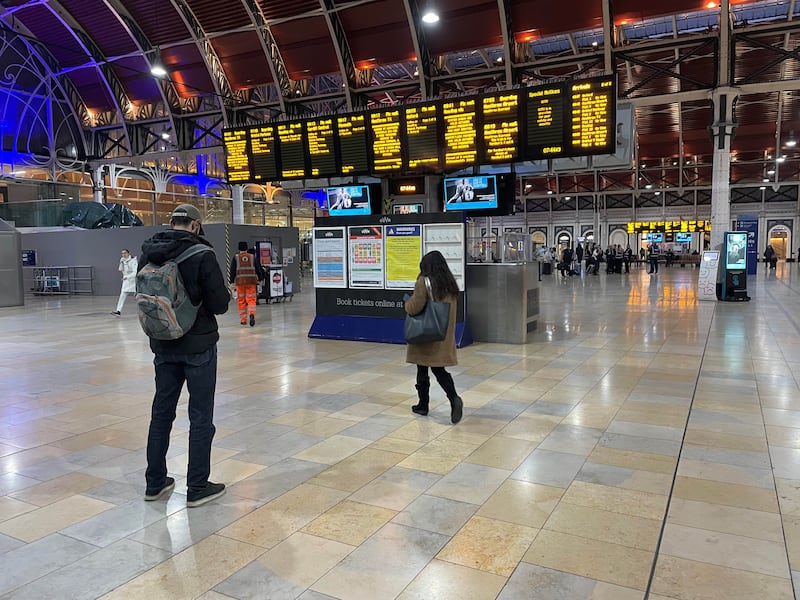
[170,204,205,235]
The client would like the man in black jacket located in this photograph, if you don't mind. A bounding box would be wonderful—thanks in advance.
[139,204,230,507]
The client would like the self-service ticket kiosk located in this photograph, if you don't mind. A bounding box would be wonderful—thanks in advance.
[721,231,750,301]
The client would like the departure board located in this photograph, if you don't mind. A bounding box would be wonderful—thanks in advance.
[443,99,478,169]
[370,109,403,173]
[306,117,336,178]
[249,126,279,182]
[481,92,520,163]
[526,85,566,159]
[277,122,306,179]
[337,114,369,176]
[569,78,615,155]
[405,102,440,171]
[223,129,250,183]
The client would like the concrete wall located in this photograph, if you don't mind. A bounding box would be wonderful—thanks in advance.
[19,224,301,296]
[0,220,24,307]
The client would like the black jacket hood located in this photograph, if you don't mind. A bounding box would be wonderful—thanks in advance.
[141,229,212,266]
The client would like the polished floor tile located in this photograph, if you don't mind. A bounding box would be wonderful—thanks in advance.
[3,268,800,598]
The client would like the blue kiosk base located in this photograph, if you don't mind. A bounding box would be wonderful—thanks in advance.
[309,315,473,348]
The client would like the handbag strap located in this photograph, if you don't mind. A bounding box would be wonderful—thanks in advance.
[424,276,434,301]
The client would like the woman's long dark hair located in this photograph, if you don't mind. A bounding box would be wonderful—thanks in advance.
[420,250,459,300]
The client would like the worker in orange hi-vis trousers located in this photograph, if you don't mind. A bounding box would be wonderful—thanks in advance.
[229,241,263,326]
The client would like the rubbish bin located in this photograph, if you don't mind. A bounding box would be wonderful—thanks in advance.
[541,261,552,275]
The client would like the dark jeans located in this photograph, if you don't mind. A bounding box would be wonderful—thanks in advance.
[649,257,659,273]
[416,365,458,399]
[146,345,217,493]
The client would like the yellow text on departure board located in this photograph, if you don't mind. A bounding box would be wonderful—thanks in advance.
[627,220,712,234]
[406,104,439,169]
[371,110,402,171]
[443,100,477,166]
[307,119,335,176]
[337,115,367,175]
[571,82,611,150]
[223,130,250,182]
[482,94,519,162]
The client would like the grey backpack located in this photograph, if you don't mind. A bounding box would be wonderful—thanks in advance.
[136,244,211,340]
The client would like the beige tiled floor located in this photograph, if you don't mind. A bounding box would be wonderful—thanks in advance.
[2,265,800,598]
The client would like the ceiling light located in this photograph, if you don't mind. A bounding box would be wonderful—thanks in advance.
[655,191,661,196]
[547,190,553,195]
[787,140,797,147]
[763,178,770,182]
[706,1,717,8]
[413,68,419,76]
[645,184,653,189]
[150,53,167,78]
[564,196,572,200]
[768,169,776,175]
[496,56,503,63]
[591,41,599,47]
[421,11,439,24]
[760,186,767,190]
[161,132,170,140]
[777,156,786,163]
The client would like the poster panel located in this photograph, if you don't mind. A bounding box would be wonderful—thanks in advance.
[348,226,384,288]
[385,225,422,289]
[313,227,347,289]
[698,251,719,301]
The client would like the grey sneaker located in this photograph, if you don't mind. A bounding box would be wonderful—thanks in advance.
[186,482,225,508]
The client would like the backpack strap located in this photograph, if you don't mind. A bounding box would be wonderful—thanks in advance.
[174,244,212,264]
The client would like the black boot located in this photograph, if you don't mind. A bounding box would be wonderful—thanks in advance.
[412,384,429,416]
[449,395,463,424]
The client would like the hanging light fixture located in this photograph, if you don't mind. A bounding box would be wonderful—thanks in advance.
[150,48,167,77]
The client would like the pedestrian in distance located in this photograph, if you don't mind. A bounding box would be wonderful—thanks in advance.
[111,249,137,316]
[138,204,230,508]
[405,250,463,424]
[230,241,264,326]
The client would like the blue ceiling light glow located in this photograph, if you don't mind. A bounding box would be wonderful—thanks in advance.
[301,189,327,209]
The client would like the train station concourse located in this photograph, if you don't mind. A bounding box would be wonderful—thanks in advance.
[3,0,800,599]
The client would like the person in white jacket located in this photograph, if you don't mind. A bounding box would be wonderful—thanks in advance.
[111,249,138,316]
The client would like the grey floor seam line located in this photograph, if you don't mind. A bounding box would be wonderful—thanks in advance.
[641,300,717,600]
[761,282,800,600]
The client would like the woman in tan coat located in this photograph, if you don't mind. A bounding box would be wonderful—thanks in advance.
[405,251,463,424]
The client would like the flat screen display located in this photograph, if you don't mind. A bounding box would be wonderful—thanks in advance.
[392,203,424,214]
[645,233,663,243]
[444,175,498,211]
[726,232,747,270]
[326,186,371,216]
[675,232,692,243]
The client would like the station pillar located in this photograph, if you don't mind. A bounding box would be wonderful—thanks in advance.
[232,185,245,225]
[709,88,738,252]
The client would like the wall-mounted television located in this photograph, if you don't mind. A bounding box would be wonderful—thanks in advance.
[444,175,497,211]
[326,185,371,216]
[645,233,663,243]
[675,232,692,243]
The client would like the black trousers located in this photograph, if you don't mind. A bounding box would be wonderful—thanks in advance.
[416,365,457,399]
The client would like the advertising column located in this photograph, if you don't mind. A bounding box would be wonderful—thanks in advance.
[735,214,759,275]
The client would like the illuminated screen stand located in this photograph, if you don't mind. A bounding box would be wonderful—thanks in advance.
[720,231,750,301]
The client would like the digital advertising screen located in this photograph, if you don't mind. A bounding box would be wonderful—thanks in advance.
[392,203,424,214]
[443,175,498,211]
[726,232,747,270]
[645,233,663,243]
[675,232,693,243]
[326,185,371,216]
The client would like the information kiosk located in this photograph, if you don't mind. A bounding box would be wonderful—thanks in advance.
[309,212,472,347]
[721,231,750,301]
